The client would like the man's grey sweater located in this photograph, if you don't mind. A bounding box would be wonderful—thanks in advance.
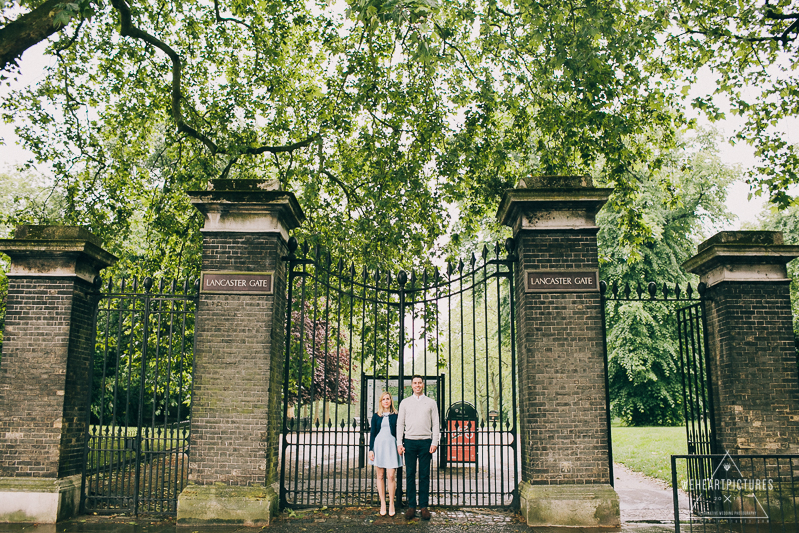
[397,394,440,445]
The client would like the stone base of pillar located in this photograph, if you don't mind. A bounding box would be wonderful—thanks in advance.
[518,481,620,527]
[0,474,81,523]
[176,483,279,526]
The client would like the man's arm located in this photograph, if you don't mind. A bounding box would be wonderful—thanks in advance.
[396,401,405,454]
[430,399,440,453]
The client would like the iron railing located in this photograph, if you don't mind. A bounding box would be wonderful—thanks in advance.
[81,277,198,516]
[672,454,799,532]
[280,238,519,508]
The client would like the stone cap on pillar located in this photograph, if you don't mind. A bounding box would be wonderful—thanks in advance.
[496,175,613,234]
[683,231,799,288]
[188,179,305,241]
[0,225,117,283]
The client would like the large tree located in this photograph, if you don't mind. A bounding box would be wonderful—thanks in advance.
[598,129,736,426]
[749,202,799,341]
[0,0,690,275]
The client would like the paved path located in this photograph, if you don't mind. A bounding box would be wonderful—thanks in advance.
[614,463,690,523]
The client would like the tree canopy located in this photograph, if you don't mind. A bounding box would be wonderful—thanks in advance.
[750,201,799,341]
[668,0,799,207]
[0,0,696,273]
[598,129,737,425]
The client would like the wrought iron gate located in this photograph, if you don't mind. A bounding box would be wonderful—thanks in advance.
[280,238,519,508]
[81,277,197,515]
[676,299,715,457]
[676,297,718,516]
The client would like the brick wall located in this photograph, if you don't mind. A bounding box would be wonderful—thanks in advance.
[703,281,799,453]
[0,277,95,478]
[514,230,611,485]
[188,232,287,486]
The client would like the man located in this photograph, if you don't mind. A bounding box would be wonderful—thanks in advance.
[397,375,440,520]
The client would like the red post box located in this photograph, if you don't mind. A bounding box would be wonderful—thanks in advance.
[445,401,478,464]
[447,419,477,462]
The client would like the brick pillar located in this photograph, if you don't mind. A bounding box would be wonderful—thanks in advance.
[497,176,619,527]
[176,179,303,526]
[683,231,799,454]
[0,226,116,523]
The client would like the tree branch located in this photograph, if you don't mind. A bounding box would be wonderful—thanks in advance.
[433,22,482,83]
[213,0,252,31]
[54,17,84,51]
[0,0,65,71]
[111,0,319,157]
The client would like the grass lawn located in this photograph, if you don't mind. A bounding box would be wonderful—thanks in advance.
[611,425,688,488]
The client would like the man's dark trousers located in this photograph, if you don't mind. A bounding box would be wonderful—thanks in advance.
[404,438,432,508]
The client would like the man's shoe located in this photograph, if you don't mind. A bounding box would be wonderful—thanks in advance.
[405,507,416,520]
[420,508,431,520]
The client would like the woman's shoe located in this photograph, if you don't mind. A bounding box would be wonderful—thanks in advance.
[389,505,396,517]
[380,504,387,516]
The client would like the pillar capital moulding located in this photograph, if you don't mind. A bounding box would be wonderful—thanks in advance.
[682,230,799,288]
[496,175,613,234]
[0,225,117,283]
[188,179,304,242]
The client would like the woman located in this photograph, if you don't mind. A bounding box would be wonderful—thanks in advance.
[369,391,404,517]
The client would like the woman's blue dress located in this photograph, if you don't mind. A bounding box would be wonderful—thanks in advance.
[369,415,404,468]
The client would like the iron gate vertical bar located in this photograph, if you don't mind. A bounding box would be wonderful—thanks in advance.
[698,295,717,455]
[161,284,175,512]
[470,256,477,505]
[447,265,453,501]
[175,280,192,511]
[133,279,152,516]
[147,283,163,513]
[371,268,380,507]
[398,272,405,412]
[280,242,296,508]
[677,307,691,450]
[358,266,367,479]
[686,303,702,453]
[599,285,614,487]
[296,251,310,507]
[672,455,681,533]
[482,255,490,505]
[186,280,199,506]
[507,239,519,506]
[321,252,332,505]
[80,279,102,514]
[308,245,322,505]
[332,259,343,505]
[494,246,503,506]
[346,263,356,506]
[459,260,465,503]
[297,247,312,506]
[123,278,138,512]
[397,271,406,508]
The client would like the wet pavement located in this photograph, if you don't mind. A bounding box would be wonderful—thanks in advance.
[0,507,677,533]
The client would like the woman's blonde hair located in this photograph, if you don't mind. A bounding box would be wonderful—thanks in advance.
[376,391,397,415]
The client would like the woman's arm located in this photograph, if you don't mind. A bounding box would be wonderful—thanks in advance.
[368,413,379,451]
